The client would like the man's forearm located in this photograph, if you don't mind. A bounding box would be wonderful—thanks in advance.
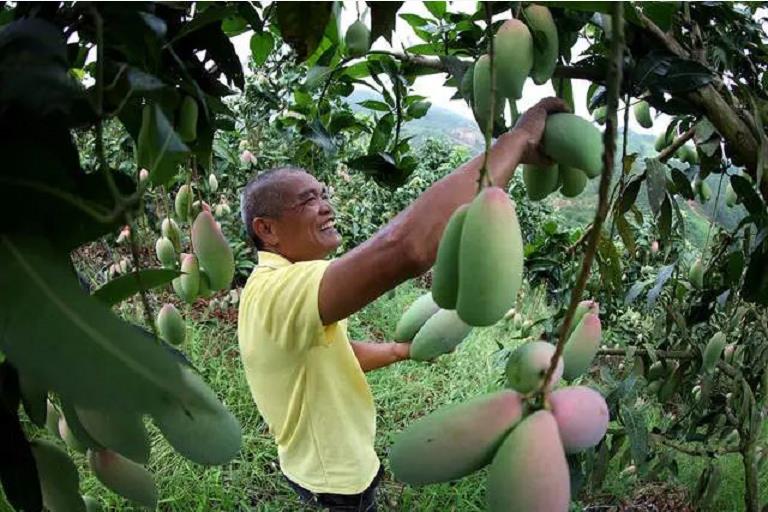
[350,341,411,372]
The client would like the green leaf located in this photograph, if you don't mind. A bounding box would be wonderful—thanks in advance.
[92,269,180,306]
[424,1,446,18]
[405,43,441,55]
[645,159,667,216]
[620,405,648,470]
[625,280,650,305]
[399,13,430,28]
[358,99,391,112]
[743,237,768,305]
[137,103,190,188]
[170,4,238,44]
[301,118,336,154]
[620,178,642,214]
[276,2,334,61]
[647,263,675,308]
[346,152,412,189]
[152,366,241,465]
[19,371,47,427]
[641,2,679,32]
[615,213,636,255]
[671,168,694,199]
[250,32,274,67]
[0,235,192,413]
[407,101,431,119]
[658,195,672,245]
[368,1,403,44]
[369,113,395,154]
[731,175,766,220]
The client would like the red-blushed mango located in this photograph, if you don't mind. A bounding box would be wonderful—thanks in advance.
[505,341,563,394]
[75,408,150,464]
[87,449,157,508]
[431,205,469,309]
[457,188,523,326]
[345,20,371,57]
[192,211,234,290]
[633,100,653,128]
[495,19,533,99]
[161,217,182,251]
[59,416,86,454]
[559,166,588,197]
[31,440,87,512]
[702,332,726,373]
[410,309,473,361]
[566,299,599,339]
[178,253,200,303]
[83,496,102,512]
[156,304,186,346]
[178,96,198,143]
[543,113,603,178]
[549,386,609,453]
[562,313,601,380]
[487,410,570,512]
[523,163,559,201]
[394,292,440,341]
[155,237,176,268]
[689,257,704,289]
[174,184,192,221]
[389,390,524,485]
[523,5,558,85]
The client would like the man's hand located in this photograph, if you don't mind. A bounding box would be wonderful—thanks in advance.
[351,341,411,372]
[514,97,570,166]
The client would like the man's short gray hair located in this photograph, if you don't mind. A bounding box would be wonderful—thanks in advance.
[240,167,306,249]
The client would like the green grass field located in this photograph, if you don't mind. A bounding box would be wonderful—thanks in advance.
[6,280,766,511]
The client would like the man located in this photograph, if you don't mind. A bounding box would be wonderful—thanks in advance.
[237,97,567,511]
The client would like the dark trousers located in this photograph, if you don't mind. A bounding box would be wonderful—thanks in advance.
[283,466,384,511]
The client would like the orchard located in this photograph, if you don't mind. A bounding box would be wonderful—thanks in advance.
[2,1,768,511]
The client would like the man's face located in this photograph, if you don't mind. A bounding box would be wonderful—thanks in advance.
[262,172,341,261]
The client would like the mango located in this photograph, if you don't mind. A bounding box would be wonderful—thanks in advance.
[523,5,557,85]
[197,270,215,299]
[431,205,469,309]
[566,299,599,339]
[725,183,738,207]
[410,309,473,361]
[156,304,186,346]
[31,440,87,512]
[178,96,198,143]
[633,100,653,128]
[161,218,182,252]
[46,400,62,439]
[389,390,524,485]
[175,184,192,221]
[192,211,235,290]
[155,237,177,268]
[695,176,711,202]
[208,173,219,193]
[487,410,570,512]
[59,416,86,453]
[702,332,726,373]
[506,341,563,394]
[345,20,370,57]
[87,449,157,508]
[592,106,607,125]
[523,164,559,201]
[473,55,501,135]
[549,386,609,453]
[456,188,523,326]
[495,19,533,99]
[677,144,698,165]
[178,253,200,303]
[559,166,588,197]
[562,313,601,380]
[75,408,150,464]
[83,496,102,512]
[543,113,603,177]
[689,258,704,289]
[394,293,440,341]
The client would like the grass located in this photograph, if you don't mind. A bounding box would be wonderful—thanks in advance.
[4,280,764,511]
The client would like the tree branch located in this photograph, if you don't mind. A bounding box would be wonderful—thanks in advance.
[658,126,697,163]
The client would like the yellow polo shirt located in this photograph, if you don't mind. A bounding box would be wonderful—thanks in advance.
[238,251,379,494]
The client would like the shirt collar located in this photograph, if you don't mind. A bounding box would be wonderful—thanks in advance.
[257,250,292,268]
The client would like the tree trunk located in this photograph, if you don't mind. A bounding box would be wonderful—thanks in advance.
[743,440,760,512]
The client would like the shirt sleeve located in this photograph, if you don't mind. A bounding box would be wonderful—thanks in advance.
[256,259,341,352]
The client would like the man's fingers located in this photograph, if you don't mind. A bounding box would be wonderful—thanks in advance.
[537,96,571,114]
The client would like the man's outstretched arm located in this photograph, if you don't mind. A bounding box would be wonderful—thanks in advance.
[351,341,411,372]
[319,98,569,325]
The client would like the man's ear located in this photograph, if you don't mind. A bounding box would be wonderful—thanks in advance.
[253,217,279,247]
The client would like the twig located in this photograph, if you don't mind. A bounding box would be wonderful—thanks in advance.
[478,3,496,191]
[652,434,740,457]
[542,2,625,390]
[657,126,697,162]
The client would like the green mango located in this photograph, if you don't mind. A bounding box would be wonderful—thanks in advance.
[431,205,469,309]
[394,293,440,342]
[410,309,472,362]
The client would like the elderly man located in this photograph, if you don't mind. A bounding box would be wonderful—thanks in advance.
[237,97,567,511]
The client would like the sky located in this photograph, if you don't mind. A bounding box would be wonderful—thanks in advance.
[230,1,668,135]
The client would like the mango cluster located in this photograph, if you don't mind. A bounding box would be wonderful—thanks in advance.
[393,292,472,361]
[523,113,604,200]
[431,187,524,327]
[390,346,609,511]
